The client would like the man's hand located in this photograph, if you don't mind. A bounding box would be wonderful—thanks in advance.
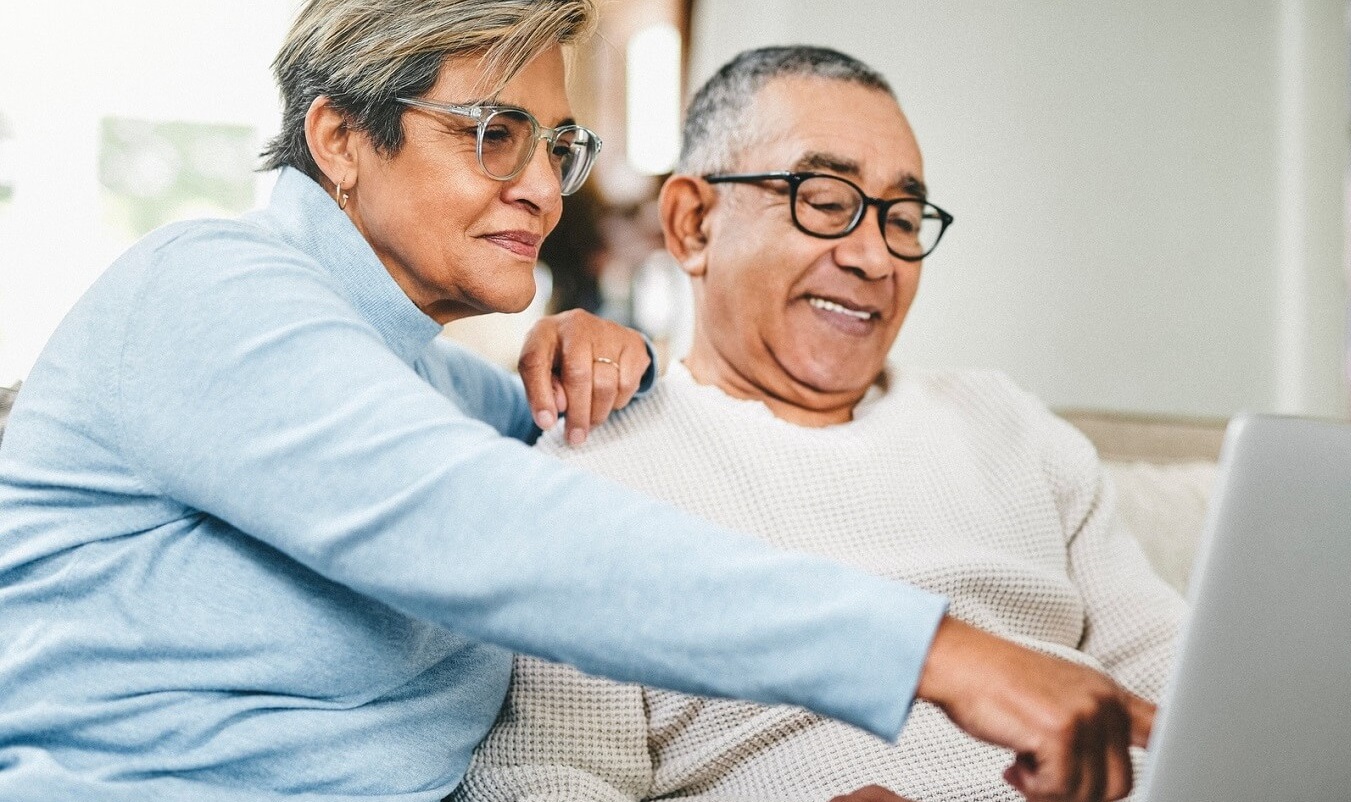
[917,616,1154,802]
[518,309,651,445]
[829,786,916,802]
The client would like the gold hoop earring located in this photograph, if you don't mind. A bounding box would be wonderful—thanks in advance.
[334,178,350,210]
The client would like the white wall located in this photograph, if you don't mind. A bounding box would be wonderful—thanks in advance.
[691,0,1349,419]
[0,0,299,387]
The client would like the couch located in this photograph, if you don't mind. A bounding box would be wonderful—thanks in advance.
[0,382,18,447]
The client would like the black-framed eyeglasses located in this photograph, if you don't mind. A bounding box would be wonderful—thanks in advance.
[396,97,603,196]
[703,171,953,261]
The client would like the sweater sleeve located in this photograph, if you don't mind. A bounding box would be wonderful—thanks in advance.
[1034,403,1186,701]
[112,225,947,740]
[452,656,653,802]
[414,336,538,443]
[413,333,661,446]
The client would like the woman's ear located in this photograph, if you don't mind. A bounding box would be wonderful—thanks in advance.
[659,175,716,278]
[304,95,359,194]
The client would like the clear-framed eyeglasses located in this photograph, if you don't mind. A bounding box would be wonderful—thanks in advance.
[396,97,603,196]
[702,171,953,261]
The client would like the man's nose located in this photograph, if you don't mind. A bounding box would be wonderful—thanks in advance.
[832,205,895,280]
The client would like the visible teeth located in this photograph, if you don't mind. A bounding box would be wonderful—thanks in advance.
[808,296,872,320]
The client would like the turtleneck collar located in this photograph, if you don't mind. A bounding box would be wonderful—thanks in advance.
[249,167,443,367]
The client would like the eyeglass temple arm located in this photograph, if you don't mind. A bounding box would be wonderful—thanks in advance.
[394,97,484,120]
[703,171,795,183]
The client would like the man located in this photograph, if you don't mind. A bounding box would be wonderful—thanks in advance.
[454,46,1183,802]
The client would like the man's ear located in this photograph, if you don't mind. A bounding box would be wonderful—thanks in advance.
[304,95,360,194]
[659,174,716,278]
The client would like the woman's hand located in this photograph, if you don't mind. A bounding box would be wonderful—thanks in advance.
[518,309,651,445]
[917,616,1153,802]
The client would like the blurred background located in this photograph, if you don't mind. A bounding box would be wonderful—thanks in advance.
[1,0,1347,421]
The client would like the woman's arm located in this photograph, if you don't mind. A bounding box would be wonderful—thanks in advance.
[416,314,657,445]
[113,224,947,741]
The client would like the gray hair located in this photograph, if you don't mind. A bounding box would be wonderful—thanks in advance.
[260,0,597,181]
[677,45,895,175]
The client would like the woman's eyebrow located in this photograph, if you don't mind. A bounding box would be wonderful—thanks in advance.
[483,95,577,129]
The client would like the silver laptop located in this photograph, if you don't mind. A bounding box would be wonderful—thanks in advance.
[1139,414,1351,801]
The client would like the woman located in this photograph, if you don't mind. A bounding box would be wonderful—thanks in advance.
[0,2,952,800]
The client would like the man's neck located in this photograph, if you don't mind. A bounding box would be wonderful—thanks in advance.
[681,349,868,428]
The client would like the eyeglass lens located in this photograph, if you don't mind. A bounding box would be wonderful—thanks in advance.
[479,109,598,195]
[793,175,943,259]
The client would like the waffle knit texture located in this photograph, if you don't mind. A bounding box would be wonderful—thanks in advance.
[0,170,947,801]
[456,363,1186,802]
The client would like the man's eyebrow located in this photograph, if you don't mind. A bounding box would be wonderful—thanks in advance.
[794,152,861,177]
[900,175,928,199]
[794,151,928,199]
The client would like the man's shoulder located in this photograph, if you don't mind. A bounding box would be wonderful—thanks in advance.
[900,364,1099,470]
[535,377,685,460]
[885,364,1037,412]
[884,363,1081,452]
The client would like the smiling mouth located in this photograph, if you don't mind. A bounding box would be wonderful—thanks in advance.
[481,231,541,259]
[807,295,878,321]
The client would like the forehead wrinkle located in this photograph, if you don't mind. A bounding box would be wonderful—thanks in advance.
[793,150,927,199]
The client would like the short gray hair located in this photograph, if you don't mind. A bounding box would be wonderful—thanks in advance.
[677,46,895,175]
[260,0,597,181]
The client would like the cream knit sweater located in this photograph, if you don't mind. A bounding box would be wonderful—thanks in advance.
[455,364,1185,802]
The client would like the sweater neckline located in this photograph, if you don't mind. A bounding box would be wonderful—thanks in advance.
[261,168,443,367]
[664,360,889,430]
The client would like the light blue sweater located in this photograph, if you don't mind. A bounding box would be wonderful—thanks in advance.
[0,168,947,801]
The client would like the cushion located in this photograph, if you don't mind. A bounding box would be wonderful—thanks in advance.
[1106,459,1218,594]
